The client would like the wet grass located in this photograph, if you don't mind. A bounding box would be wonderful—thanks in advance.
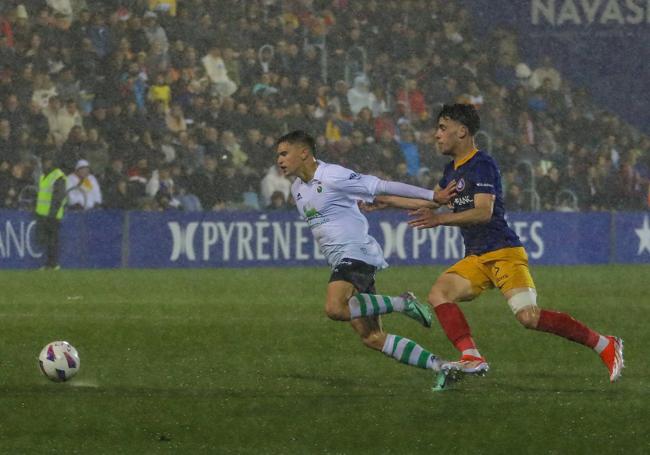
[0,266,648,453]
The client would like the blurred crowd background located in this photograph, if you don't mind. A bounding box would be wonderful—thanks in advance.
[0,0,648,213]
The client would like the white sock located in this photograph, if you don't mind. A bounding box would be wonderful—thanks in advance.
[461,348,482,358]
[594,335,610,354]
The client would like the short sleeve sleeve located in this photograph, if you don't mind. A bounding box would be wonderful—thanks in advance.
[473,159,498,195]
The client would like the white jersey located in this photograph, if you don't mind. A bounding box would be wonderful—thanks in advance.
[292,161,388,269]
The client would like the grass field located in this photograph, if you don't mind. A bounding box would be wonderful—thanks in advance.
[1,265,649,454]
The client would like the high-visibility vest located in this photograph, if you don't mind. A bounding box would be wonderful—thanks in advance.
[36,169,67,220]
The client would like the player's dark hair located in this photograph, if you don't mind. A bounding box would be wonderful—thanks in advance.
[276,130,316,155]
[437,104,481,136]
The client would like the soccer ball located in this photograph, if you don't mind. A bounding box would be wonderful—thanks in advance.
[38,341,80,382]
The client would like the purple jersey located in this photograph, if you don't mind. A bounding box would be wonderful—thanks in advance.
[439,149,522,256]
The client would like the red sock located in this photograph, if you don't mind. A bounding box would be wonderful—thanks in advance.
[434,302,477,353]
[536,309,600,348]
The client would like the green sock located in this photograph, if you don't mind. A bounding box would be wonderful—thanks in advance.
[381,334,441,370]
[348,293,406,319]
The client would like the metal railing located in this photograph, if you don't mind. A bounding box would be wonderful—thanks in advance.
[521,188,541,211]
[18,185,38,211]
[516,160,540,210]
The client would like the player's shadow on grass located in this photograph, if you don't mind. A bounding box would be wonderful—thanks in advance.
[278,372,360,388]
[478,371,627,394]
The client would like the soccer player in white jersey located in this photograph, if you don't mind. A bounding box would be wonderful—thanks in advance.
[275,130,460,389]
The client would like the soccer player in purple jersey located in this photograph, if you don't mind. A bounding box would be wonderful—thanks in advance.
[366,104,623,382]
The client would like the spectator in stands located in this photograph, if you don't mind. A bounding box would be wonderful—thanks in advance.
[147,73,172,109]
[60,125,86,167]
[328,79,351,116]
[324,105,350,144]
[530,55,561,91]
[66,159,102,210]
[353,107,375,141]
[143,11,168,54]
[149,0,177,17]
[2,94,25,138]
[397,127,421,177]
[1,160,33,209]
[25,100,50,142]
[89,12,112,59]
[537,166,561,210]
[370,129,401,177]
[58,99,84,142]
[43,96,66,145]
[242,128,268,174]
[220,130,249,170]
[267,190,290,210]
[56,67,81,104]
[222,47,241,87]
[397,78,427,121]
[177,130,205,172]
[147,161,180,209]
[202,45,238,98]
[188,154,229,210]
[347,74,376,117]
[165,102,187,135]
[32,73,58,110]
[347,129,375,172]
[260,163,291,208]
[0,0,644,215]
[84,128,109,179]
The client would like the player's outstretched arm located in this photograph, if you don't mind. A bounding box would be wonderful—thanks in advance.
[360,180,457,212]
[360,195,435,212]
[408,193,494,229]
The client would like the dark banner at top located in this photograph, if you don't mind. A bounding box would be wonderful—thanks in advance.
[464,0,650,133]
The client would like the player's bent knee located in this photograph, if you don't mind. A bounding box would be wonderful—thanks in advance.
[510,290,540,329]
[516,308,539,329]
[324,303,348,321]
[427,287,447,307]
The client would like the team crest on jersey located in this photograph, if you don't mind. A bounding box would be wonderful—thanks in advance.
[317,186,323,193]
[457,178,465,191]
[295,193,302,201]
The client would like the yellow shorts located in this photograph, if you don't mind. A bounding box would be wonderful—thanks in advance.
[445,247,536,296]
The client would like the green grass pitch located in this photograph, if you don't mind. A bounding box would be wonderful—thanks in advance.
[1,265,649,454]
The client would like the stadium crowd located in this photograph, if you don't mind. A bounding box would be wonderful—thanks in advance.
[0,0,648,212]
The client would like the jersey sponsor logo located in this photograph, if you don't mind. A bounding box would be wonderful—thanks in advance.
[349,172,361,180]
[303,205,323,220]
[454,195,473,207]
[295,193,302,201]
[476,182,494,188]
[457,178,465,191]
